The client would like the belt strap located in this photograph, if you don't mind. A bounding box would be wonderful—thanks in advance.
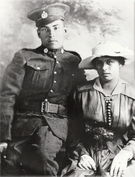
[17,99,67,115]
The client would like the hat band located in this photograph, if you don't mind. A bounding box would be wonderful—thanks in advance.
[36,16,64,27]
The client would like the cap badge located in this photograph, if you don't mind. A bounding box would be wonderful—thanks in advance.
[41,11,48,19]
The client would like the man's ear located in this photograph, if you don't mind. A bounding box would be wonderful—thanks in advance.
[37,29,41,38]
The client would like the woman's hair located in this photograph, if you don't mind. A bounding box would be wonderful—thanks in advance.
[92,56,125,68]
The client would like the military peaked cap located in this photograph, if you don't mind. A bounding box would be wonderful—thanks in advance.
[27,2,70,27]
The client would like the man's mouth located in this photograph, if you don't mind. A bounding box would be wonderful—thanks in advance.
[48,39,57,43]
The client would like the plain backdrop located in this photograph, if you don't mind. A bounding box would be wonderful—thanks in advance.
[0,0,134,86]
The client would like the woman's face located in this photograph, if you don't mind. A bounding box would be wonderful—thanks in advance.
[95,57,121,83]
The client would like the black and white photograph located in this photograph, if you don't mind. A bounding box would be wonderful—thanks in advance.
[0,0,134,176]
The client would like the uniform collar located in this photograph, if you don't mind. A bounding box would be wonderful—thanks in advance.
[38,45,64,57]
[93,77,127,96]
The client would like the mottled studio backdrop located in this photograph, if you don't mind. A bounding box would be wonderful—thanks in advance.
[0,0,134,86]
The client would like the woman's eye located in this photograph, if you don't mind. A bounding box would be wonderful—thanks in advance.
[96,61,102,66]
[107,60,113,65]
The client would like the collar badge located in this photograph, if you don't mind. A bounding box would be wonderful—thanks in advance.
[44,48,48,53]
[61,48,64,54]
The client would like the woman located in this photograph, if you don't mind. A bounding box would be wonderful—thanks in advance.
[63,41,135,177]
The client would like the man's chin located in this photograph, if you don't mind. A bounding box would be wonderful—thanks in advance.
[47,44,62,50]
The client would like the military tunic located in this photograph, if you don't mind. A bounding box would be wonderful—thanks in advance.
[0,45,86,175]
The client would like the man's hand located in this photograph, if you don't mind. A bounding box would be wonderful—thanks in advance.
[110,150,133,177]
[78,154,96,171]
[0,142,8,153]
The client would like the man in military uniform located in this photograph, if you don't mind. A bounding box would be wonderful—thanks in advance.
[0,2,86,176]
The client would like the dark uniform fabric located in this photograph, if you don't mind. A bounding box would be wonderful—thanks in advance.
[0,45,86,176]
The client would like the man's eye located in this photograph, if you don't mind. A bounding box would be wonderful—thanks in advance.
[54,26,59,30]
[41,28,48,32]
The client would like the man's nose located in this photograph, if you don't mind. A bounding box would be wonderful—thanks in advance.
[48,29,54,37]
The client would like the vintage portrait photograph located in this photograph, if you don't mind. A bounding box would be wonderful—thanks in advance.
[0,0,134,176]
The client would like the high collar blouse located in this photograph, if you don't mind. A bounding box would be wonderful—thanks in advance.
[75,77,135,134]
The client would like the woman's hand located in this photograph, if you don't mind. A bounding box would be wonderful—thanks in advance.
[78,154,96,171]
[110,150,133,177]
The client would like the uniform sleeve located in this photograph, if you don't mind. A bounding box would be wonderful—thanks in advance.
[67,89,89,160]
[67,56,86,118]
[74,54,86,87]
[68,50,87,87]
[67,119,89,160]
[0,50,26,142]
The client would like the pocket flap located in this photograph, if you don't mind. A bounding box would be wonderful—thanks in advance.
[27,59,49,71]
[12,117,43,137]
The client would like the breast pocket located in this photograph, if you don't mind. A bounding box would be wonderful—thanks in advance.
[23,59,52,89]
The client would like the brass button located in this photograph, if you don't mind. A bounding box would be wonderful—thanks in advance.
[54,55,57,59]
[37,66,40,70]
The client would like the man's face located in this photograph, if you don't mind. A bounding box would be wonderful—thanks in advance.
[37,20,66,49]
[95,57,121,83]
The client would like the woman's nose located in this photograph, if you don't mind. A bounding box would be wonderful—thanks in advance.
[102,63,108,70]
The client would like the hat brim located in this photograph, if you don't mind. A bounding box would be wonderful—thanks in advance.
[79,54,134,70]
[78,56,95,69]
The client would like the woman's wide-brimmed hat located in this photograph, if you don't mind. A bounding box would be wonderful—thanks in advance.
[79,41,134,69]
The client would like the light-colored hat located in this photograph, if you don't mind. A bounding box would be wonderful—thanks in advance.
[27,3,70,28]
[79,41,134,69]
